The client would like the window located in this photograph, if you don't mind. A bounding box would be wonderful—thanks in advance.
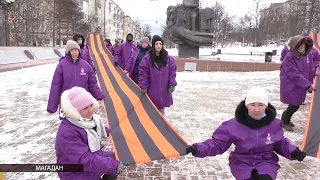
[83,1,89,13]
[95,7,101,16]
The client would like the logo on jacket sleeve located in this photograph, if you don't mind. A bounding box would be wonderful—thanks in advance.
[265,133,274,144]
[80,68,86,75]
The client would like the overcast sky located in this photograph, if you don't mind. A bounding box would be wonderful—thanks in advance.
[113,0,287,35]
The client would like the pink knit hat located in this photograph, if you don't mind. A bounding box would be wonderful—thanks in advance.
[68,87,95,111]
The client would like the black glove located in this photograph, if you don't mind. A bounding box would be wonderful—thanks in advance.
[168,85,175,93]
[307,86,316,93]
[186,145,198,155]
[291,149,306,162]
[114,62,118,66]
[140,88,147,95]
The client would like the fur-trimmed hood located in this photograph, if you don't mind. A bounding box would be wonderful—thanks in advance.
[235,100,277,129]
[73,34,85,48]
[288,35,313,58]
[60,89,99,121]
[286,37,292,49]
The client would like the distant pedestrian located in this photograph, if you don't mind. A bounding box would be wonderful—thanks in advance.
[124,37,151,84]
[73,34,96,72]
[114,33,137,69]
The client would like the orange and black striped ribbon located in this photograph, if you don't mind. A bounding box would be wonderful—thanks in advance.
[301,67,320,158]
[310,33,320,53]
[87,34,188,165]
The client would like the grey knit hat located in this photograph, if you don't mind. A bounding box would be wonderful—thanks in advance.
[141,37,150,44]
[66,40,80,53]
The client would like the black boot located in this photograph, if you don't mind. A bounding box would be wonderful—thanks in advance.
[289,122,295,127]
[102,174,118,180]
[282,122,294,131]
[281,105,299,131]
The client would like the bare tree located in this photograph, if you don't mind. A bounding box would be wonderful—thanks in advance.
[8,0,52,46]
[161,25,174,48]
[4,0,102,46]
[247,0,266,45]
[305,0,320,32]
[210,2,227,47]
[143,24,152,40]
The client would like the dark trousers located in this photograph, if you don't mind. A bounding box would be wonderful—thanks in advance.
[281,105,300,124]
[249,169,273,180]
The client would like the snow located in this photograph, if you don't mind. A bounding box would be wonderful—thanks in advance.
[0,63,319,179]
[167,46,284,63]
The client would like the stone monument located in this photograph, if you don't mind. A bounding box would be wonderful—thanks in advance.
[166,0,214,58]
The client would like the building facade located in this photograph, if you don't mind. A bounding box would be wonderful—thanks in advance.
[102,0,146,44]
[3,0,145,46]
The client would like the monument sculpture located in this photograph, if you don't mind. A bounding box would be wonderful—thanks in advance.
[166,0,214,58]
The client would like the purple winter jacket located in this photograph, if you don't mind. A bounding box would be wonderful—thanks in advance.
[114,42,137,69]
[138,53,177,109]
[125,46,150,80]
[192,102,299,180]
[106,44,113,53]
[125,47,140,77]
[47,55,105,113]
[280,46,289,61]
[55,118,119,180]
[309,48,320,83]
[280,35,313,105]
[72,34,95,72]
[110,45,118,56]
[81,46,95,72]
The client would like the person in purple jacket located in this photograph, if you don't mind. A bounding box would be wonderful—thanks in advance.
[138,35,177,115]
[104,39,113,52]
[73,34,96,72]
[280,37,291,61]
[124,37,151,84]
[56,87,127,180]
[114,33,137,69]
[280,35,316,131]
[47,40,105,116]
[111,36,123,56]
[186,87,307,180]
[302,32,320,83]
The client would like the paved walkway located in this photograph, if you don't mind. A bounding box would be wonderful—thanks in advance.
[0,64,319,179]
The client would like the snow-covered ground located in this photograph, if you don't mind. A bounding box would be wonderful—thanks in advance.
[0,63,319,180]
[167,46,284,63]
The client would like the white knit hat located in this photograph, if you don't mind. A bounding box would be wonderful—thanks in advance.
[245,87,269,106]
[66,40,80,53]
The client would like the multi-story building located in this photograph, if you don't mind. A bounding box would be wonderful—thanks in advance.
[102,0,124,43]
[102,0,146,44]
[123,15,147,43]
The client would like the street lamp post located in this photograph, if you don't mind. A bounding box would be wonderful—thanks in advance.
[1,0,15,46]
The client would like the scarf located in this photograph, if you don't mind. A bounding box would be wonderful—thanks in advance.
[67,114,108,153]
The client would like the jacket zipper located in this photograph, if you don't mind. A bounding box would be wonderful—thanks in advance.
[74,61,77,86]
[253,130,259,169]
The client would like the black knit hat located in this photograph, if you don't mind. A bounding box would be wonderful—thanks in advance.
[151,35,163,46]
